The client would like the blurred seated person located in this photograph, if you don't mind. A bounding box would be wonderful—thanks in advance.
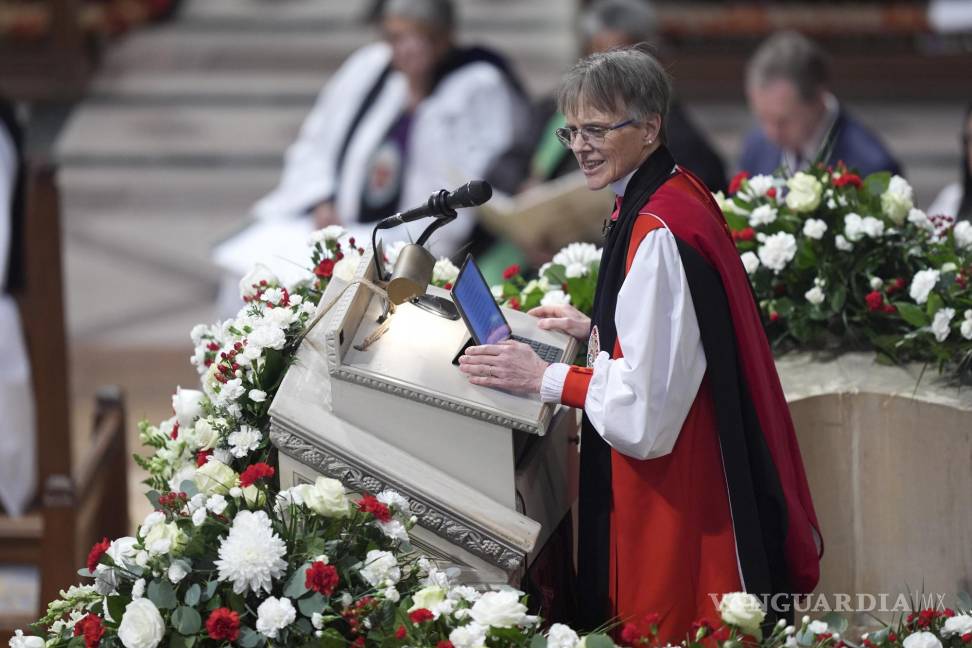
[740,31,902,178]
[0,97,35,517]
[927,104,971,221]
[487,0,727,197]
[213,0,526,308]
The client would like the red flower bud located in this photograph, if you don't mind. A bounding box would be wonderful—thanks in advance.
[502,264,521,280]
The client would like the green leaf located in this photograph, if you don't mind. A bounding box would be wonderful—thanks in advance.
[926,292,944,317]
[863,171,891,197]
[284,563,312,599]
[203,579,219,602]
[169,633,194,648]
[238,627,264,648]
[227,590,246,614]
[259,348,286,392]
[206,594,223,611]
[172,606,202,635]
[584,634,616,648]
[67,637,86,648]
[107,595,129,623]
[299,593,326,617]
[895,302,929,328]
[319,628,345,648]
[184,583,202,607]
[148,579,178,610]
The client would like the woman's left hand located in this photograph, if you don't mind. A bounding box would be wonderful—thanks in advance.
[458,341,550,395]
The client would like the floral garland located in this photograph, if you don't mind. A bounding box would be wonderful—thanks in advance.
[11,227,971,648]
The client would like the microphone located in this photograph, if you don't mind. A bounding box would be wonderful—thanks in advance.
[375,180,492,230]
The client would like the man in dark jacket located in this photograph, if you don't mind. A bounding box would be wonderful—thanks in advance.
[740,31,902,178]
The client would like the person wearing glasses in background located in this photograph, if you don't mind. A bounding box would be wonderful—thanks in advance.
[459,48,822,640]
[213,0,526,315]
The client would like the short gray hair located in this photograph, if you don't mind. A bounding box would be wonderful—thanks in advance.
[558,47,670,126]
[746,31,830,101]
[578,0,658,47]
[383,0,455,30]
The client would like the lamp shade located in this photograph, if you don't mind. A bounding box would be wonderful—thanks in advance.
[386,243,435,305]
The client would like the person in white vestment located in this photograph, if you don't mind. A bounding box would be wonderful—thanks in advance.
[0,98,36,517]
[927,104,971,221]
[213,0,527,314]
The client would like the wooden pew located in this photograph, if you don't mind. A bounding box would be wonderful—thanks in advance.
[0,161,129,639]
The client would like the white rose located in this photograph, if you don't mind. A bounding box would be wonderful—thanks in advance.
[805,286,825,305]
[239,263,278,300]
[943,616,972,637]
[144,522,186,556]
[749,204,778,227]
[410,586,447,613]
[540,290,571,306]
[358,550,400,587]
[293,477,349,517]
[835,234,853,252]
[881,175,914,225]
[450,622,487,648]
[192,508,207,526]
[931,308,955,342]
[190,418,219,451]
[194,460,238,495]
[256,596,296,639]
[740,251,760,275]
[469,590,533,628]
[171,387,204,428]
[547,623,581,648]
[118,598,166,648]
[757,232,797,273]
[954,221,972,250]
[902,632,943,648]
[8,630,45,648]
[168,560,190,584]
[909,269,940,305]
[139,512,165,538]
[785,172,823,213]
[332,256,359,282]
[719,592,766,637]
[802,218,827,239]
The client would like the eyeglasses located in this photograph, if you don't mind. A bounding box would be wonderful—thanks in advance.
[555,119,636,147]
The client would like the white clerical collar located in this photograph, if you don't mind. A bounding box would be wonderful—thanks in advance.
[783,92,839,174]
[611,169,637,198]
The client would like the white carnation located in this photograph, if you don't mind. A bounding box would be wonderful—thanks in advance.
[358,550,400,586]
[744,174,775,198]
[248,323,286,352]
[256,596,296,639]
[805,286,825,305]
[802,218,827,239]
[376,490,410,513]
[954,221,972,250]
[215,510,288,594]
[861,216,885,238]
[540,290,571,306]
[757,232,797,273]
[931,308,955,342]
[844,213,865,241]
[433,258,460,284]
[308,225,346,244]
[942,615,972,637]
[748,204,778,227]
[909,269,940,305]
[835,234,853,252]
[227,425,262,458]
[908,208,934,233]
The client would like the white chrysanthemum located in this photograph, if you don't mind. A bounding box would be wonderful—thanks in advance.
[215,510,288,594]
[256,596,296,639]
[564,262,589,278]
[553,242,600,269]
[227,425,262,458]
[358,550,400,587]
[757,232,797,273]
[433,258,460,284]
[540,290,571,306]
[909,269,940,305]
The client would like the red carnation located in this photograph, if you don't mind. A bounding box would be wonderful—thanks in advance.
[206,608,241,642]
[239,462,275,488]
[196,449,213,467]
[86,537,110,573]
[409,608,434,624]
[961,633,972,643]
[395,625,407,640]
[315,258,335,278]
[305,561,339,596]
[502,264,521,280]
[833,173,863,189]
[865,290,884,312]
[357,494,392,523]
[766,187,778,199]
[74,614,105,648]
[728,170,749,195]
[732,227,755,242]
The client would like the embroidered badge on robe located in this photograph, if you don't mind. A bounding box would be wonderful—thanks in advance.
[587,325,600,367]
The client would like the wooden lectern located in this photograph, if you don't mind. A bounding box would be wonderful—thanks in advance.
[269,254,578,584]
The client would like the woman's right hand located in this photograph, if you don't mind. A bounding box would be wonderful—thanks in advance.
[528,304,591,341]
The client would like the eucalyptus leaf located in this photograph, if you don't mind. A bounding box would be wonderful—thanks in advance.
[284,562,312,599]
[203,579,219,601]
[147,579,178,610]
[584,634,616,648]
[184,583,202,607]
[172,606,202,635]
[239,627,264,648]
[146,490,162,510]
[299,593,327,617]
[179,480,199,498]
[530,633,548,648]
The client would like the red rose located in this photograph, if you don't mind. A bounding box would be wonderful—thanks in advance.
[357,494,392,523]
[395,625,407,640]
[833,173,863,189]
[315,258,335,278]
[74,614,105,648]
[239,462,275,488]
[444,282,453,290]
[206,608,241,642]
[865,290,884,312]
[408,608,434,624]
[86,537,111,573]
[305,561,339,596]
[502,264,521,280]
[728,171,749,195]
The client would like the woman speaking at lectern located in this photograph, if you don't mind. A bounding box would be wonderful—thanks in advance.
[458,48,823,641]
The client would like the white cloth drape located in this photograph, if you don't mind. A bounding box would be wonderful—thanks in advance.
[0,119,35,516]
